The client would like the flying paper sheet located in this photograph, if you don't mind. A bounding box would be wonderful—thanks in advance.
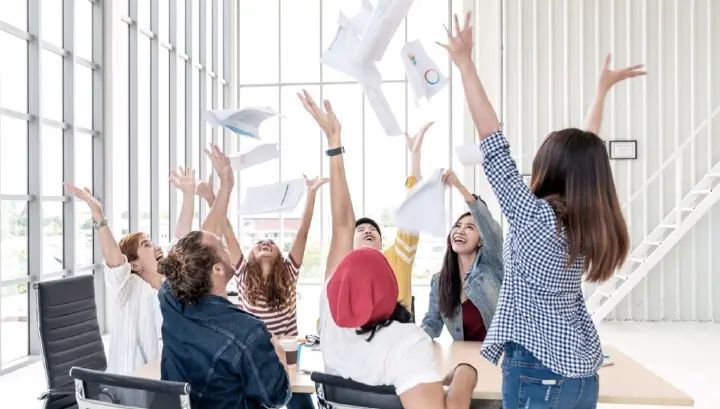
[204,107,281,140]
[401,40,448,106]
[454,144,484,166]
[239,178,306,215]
[228,144,280,172]
[395,168,447,237]
[455,144,529,166]
[321,13,382,88]
[355,0,416,62]
[362,83,403,136]
[348,0,374,34]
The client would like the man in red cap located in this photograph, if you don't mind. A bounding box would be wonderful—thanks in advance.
[298,90,478,409]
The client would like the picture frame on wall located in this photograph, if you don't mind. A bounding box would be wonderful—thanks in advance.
[608,140,638,160]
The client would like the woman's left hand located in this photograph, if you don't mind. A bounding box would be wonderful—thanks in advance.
[441,169,461,187]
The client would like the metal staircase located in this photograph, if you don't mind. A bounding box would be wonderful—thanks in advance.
[587,107,720,324]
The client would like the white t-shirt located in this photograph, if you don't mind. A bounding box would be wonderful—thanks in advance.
[319,284,442,395]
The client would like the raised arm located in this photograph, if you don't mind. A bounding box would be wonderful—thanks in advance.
[297,90,354,281]
[288,175,327,266]
[196,177,243,267]
[585,54,646,134]
[201,145,234,237]
[443,170,504,269]
[169,167,196,240]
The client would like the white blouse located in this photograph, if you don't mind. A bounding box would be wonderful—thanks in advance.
[104,241,175,376]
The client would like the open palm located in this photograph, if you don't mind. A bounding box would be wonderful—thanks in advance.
[598,54,646,92]
[169,167,196,194]
[297,89,341,138]
[64,183,102,213]
[405,121,435,154]
[304,174,329,193]
[437,12,474,68]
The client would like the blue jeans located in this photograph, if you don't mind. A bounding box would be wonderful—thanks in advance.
[501,343,599,409]
[286,393,315,409]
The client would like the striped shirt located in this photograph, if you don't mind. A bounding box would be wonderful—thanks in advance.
[235,254,301,337]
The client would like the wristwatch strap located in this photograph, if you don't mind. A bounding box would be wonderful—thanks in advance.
[92,218,108,231]
[326,146,345,157]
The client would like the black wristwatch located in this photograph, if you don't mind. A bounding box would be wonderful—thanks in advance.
[326,146,345,157]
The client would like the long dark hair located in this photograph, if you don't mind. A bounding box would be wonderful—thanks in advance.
[531,128,629,282]
[355,303,412,342]
[437,212,473,317]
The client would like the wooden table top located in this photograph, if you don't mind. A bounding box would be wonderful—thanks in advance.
[131,341,693,406]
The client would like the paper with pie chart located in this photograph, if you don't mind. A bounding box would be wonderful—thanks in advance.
[401,40,448,106]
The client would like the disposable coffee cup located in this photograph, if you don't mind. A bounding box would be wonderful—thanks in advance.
[280,338,298,365]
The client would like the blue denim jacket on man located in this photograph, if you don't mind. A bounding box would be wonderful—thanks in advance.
[159,281,292,409]
[421,198,504,340]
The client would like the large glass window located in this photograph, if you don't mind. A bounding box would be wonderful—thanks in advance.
[0,0,104,370]
[237,1,467,334]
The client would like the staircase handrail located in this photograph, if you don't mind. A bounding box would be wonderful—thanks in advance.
[620,105,720,212]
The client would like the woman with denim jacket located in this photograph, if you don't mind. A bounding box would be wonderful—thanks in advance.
[421,169,504,341]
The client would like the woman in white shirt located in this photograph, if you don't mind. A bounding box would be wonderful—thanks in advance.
[64,167,197,376]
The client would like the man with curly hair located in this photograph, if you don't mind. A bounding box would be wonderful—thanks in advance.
[158,145,291,409]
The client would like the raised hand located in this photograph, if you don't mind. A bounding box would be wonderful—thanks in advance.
[441,169,461,187]
[64,183,103,218]
[304,174,329,193]
[437,11,473,69]
[204,144,234,190]
[597,54,646,92]
[195,177,215,201]
[405,121,435,155]
[297,89,341,141]
[169,167,197,194]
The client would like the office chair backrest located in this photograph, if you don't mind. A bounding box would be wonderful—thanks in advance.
[70,367,192,409]
[35,275,107,409]
[311,372,403,409]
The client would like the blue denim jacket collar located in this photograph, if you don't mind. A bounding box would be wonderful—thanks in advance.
[421,198,505,341]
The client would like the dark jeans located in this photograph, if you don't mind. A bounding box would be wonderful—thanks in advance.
[286,393,315,409]
[501,343,599,409]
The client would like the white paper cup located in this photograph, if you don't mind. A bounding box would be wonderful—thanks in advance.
[280,338,298,365]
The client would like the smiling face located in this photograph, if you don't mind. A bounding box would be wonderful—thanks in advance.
[449,214,481,255]
[122,233,164,275]
[354,223,382,250]
[251,239,280,260]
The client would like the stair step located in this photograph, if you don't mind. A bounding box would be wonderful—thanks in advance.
[600,291,613,298]
[705,173,720,178]
[643,240,661,246]
[682,207,695,212]
[614,273,628,281]
[628,257,645,264]
[659,224,676,229]
[690,189,712,195]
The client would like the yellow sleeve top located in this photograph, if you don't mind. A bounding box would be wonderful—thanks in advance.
[383,176,420,310]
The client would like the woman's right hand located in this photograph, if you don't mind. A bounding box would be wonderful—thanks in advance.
[441,169,461,188]
[204,144,234,190]
[63,183,104,220]
[297,89,341,145]
[437,12,474,70]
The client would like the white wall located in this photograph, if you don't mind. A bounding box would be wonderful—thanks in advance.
[473,0,720,321]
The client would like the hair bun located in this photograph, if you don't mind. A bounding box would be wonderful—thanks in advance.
[158,250,184,281]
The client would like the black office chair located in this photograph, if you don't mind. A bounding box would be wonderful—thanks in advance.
[35,275,109,409]
[70,367,192,409]
[311,372,403,409]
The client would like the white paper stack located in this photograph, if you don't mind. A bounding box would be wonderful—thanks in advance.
[204,107,282,140]
[239,178,306,215]
[394,168,447,237]
[401,40,448,106]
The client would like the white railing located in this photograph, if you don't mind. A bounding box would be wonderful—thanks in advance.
[618,105,720,233]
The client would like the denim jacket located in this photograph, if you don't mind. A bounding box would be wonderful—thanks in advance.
[159,282,291,409]
[420,198,504,340]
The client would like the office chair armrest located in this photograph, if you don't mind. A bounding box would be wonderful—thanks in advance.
[310,372,397,395]
[38,386,76,400]
[70,366,190,396]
